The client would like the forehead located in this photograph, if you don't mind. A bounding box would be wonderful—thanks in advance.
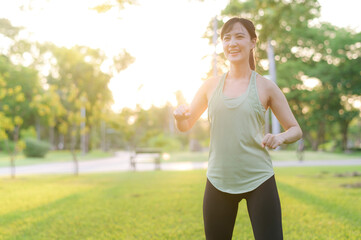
[224,22,249,36]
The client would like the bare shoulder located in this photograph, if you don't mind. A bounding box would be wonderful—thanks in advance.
[205,75,221,87]
[255,74,275,90]
[255,74,276,109]
[205,75,222,102]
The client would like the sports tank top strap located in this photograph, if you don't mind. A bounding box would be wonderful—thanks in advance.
[248,71,266,114]
[208,73,225,121]
[208,73,226,115]
[216,73,227,96]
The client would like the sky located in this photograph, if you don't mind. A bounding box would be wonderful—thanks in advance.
[0,0,360,112]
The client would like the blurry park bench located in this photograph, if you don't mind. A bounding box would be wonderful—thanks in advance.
[130,148,162,171]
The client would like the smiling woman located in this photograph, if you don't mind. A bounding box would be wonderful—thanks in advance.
[221,18,257,71]
[173,17,303,240]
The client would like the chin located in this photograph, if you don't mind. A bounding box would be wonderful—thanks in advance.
[227,57,244,64]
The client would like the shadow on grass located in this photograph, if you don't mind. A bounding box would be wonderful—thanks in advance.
[0,192,86,240]
[277,181,360,228]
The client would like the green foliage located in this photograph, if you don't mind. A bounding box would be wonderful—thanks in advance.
[23,138,51,158]
[0,18,22,39]
[20,127,37,139]
[0,55,41,130]
[204,0,361,151]
[0,140,15,153]
[147,133,183,152]
[318,140,338,152]
[113,104,181,149]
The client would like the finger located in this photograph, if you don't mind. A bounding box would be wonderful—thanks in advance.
[173,109,180,116]
[173,108,191,120]
[174,105,186,116]
[262,134,271,147]
[181,105,189,115]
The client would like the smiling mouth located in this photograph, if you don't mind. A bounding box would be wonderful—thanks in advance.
[229,50,240,54]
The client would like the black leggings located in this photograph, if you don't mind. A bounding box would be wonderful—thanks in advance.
[203,175,283,240]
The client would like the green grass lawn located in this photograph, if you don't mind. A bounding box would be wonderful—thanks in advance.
[0,150,114,167]
[165,150,361,163]
[0,166,360,239]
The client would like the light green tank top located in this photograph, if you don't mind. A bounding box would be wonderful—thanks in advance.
[207,70,274,194]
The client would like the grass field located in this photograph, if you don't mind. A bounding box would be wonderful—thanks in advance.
[0,166,360,239]
[166,150,361,163]
[0,150,114,167]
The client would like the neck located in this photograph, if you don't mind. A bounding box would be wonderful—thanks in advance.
[228,61,253,80]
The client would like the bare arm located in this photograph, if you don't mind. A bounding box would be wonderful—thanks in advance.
[262,81,303,148]
[174,78,212,132]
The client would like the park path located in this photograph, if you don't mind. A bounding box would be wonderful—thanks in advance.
[0,151,361,177]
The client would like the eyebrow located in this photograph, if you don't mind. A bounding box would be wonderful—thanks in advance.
[224,32,246,36]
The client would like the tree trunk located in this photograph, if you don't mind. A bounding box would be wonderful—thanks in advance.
[341,120,349,151]
[312,139,319,151]
[36,118,41,140]
[101,120,106,151]
[10,155,15,179]
[8,125,20,179]
[317,120,325,149]
[49,126,55,150]
[304,131,318,151]
[58,134,65,150]
[85,127,90,153]
[70,124,79,176]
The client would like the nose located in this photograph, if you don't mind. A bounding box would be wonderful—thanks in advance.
[229,36,237,46]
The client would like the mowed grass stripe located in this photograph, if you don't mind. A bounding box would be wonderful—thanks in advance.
[277,180,361,228]
[1,171,207,240]
[1,193,85,240]
[274,166,361,223]
[278,190,361,240]
[1,167,361,239]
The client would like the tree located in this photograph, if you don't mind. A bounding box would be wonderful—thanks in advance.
[292,24,361,150]
[0,55,42,178]
[204,0,360,151]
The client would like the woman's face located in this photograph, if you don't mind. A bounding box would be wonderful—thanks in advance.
[222,22,255,64]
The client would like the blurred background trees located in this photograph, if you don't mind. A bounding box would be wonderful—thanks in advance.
[0,0,360,160]
[202,0,361,152]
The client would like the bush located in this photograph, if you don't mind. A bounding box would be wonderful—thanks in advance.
[20,127,37,139]
[23,138,51,158]
[318,140,338,152]
[0,140,16,153]
[147,133,183,152]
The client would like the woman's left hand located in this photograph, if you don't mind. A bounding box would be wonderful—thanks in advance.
[261,134,285,149]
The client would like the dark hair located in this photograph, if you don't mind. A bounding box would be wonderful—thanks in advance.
[221,17,257,70]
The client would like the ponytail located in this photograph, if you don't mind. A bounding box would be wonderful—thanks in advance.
[249,49,255,70]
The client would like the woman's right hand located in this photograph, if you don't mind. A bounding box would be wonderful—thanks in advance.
[173,104,191,121]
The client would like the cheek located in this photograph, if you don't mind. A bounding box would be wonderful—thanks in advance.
[222,43,228,52]
[222,46,229,57]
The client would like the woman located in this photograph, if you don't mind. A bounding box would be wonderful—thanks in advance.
[173,17,302,240]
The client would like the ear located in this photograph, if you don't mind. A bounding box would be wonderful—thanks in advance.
[251,38,256,49]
